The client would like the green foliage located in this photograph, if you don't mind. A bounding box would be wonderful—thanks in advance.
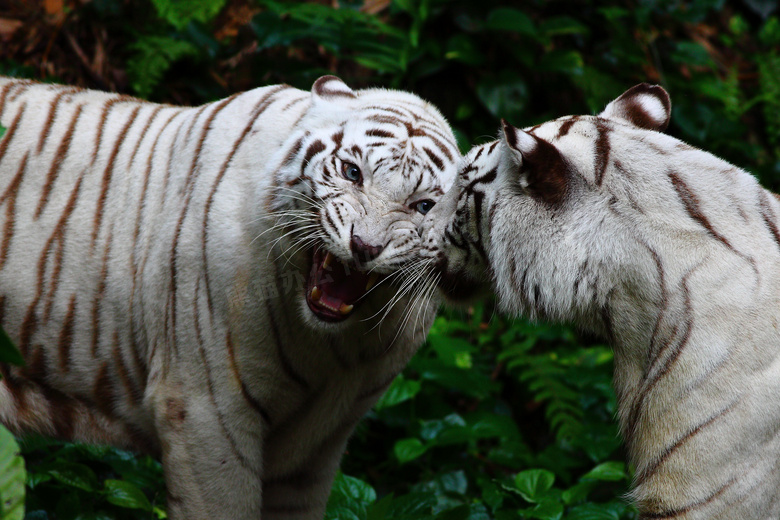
[0,427,25,520]
[22,437,165,519]
[0,327,25,520]
[151,0,228,29]
[2,1,779,519]
[330,307,635,519]
[126,37,199,99]
[0,327,23,368]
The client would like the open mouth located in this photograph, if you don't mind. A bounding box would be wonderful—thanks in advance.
[305,248,379,322]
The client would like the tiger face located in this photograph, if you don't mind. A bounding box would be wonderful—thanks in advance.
[269,76,459,326]
[422,84,676,324]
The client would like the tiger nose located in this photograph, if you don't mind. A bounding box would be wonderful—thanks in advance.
[350,235,384,263]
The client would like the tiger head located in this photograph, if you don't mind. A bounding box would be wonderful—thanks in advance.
[269,76,459,326]
[422,84,685,327]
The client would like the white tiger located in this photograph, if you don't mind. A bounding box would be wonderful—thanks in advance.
[0,75,459,519]
[422,84,780,519]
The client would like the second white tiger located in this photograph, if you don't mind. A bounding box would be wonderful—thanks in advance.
[422,84,780,519]
[0,75,459,519]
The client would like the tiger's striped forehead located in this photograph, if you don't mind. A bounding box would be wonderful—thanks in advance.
[339,100,459,198]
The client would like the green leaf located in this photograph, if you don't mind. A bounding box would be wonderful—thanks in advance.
[47,462,99,492]
[0,426,25,520]
[581,462,627,482]
[0,326,23,367]
[394,438,428,464]
[126,36,198,98]
[514,469,555,503]
[0,125,6,140]
[475,76,529,122]
[375,374,421,411]
[103,479,153,510]
[671,41,714,67]
[523,498,563,520]
[435,504,470,520]
[150,0,227,29]
[566,503,621,520]
[484,8,536,37]
[539,16,590,37]
[330,472,377,506]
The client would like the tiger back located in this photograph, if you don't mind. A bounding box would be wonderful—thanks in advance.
[0,75,459,519]
[422,84,780,519]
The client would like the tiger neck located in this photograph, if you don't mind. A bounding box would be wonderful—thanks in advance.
[605,253,780,509]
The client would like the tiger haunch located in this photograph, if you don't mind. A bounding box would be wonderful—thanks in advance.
[0,75,458,519]
[423,84,780,519]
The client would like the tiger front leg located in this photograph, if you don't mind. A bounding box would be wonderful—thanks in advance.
[153,387,266,519]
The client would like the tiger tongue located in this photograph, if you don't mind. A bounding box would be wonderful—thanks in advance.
[315,253,369,305]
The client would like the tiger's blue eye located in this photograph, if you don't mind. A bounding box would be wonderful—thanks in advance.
[413,199,435,215]
[342,162,362,183]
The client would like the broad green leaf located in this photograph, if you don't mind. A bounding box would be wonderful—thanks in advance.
[0,326,23,367]
[566,503,621,520]
[434,504,470,520]
[581,462,627,482]
[47,462,99,492]
[539,16,590,36]
[514,469,555,503]
[523,498,564,520]
[330,472,376,506]
[484,8,536,36]
[103,479,153,510]
[475,76,529,122]
[394,438,427,464]
[0,426,25,520]
[0,125,6,140]
[384,491,436,517]
[325,506,361,520]
[374,375,421,411]
[366,493,393,520]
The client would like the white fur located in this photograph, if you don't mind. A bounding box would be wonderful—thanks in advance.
[424,86,780,519]
[0,76,459,519]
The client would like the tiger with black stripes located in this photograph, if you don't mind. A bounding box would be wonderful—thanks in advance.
[422,84,780,519]
[0,75,459,519]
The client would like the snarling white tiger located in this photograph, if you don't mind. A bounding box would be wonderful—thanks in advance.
[0,75,459,519]
[422,84,780,519]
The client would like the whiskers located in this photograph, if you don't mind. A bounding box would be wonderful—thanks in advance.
[361,257,441,351]
[251,185,325,268]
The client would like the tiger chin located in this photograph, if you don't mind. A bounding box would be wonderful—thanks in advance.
[0,75,458,519]
[423,84,780,519]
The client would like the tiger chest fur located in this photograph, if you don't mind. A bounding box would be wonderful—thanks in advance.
[0,75,459,519]
[423,84,780,519]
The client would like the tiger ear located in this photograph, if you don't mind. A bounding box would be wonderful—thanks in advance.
[501,119,569,205]
[311,75,358,106]
[599,83,671,131]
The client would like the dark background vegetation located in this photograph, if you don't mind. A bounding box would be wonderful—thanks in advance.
[0,0,778,518]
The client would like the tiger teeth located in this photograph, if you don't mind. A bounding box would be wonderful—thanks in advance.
[339,303,354,315]
[366,273,379,291]
[322,252,333,270]
[310,286,322,302]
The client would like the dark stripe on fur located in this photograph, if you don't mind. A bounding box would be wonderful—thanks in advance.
[669,171,735,250]
[225,332,272,425]
[35,103,85,219]
[593,119,611,186]
[635,401,737,485]
[91,103,141,248]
